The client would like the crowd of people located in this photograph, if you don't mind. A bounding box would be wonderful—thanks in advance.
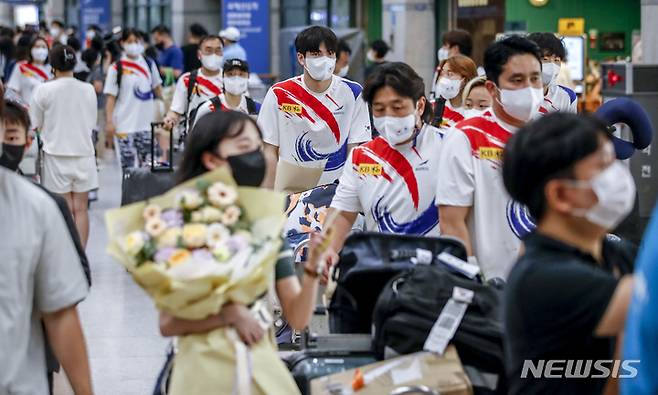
[0,18,657,395]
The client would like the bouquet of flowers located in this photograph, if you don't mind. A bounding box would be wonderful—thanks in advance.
[106,168,300,395]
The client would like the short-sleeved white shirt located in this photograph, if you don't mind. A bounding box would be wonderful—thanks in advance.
[435,110,522,280]
[331,124,442,235]
[6,61,53,105]
[0,169,89,394]
[169,68,223,117]
[257,75,372,185]
[29,77,97,156]
[538,84,578,115]
[103,55,162,134]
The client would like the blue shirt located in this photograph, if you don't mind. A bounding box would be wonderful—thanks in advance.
[157,45,184,71]
[223,43,247,62]
[623,207,658,394]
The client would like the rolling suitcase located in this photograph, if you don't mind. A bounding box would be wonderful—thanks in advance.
[285,332,377,395]
[121,122,177,206]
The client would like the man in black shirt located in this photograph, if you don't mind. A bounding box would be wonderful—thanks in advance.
[181,23,208,73]
[501,113,635,395]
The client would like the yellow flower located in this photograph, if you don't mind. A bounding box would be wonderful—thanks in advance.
[190,210,204,223]
[178,190,204,210]
[168,249,191,267]
[207,182,238,208]
[221,205,242,226]
[206,223,230,248]
[120,231,145,256]
[142,204,162,221]
[182,223,208,248]
[157,227,182,248]
[202,206,223,223]
[145,218,167,238]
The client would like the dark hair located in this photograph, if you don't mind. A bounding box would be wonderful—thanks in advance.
[3,99,31,133]
[189,23,208,38]
[151,24,171,36]
[371,39,389,58]
[67,35,82,52]
[527,32,566,60]
[0,85,4,121]
[442,29,473,57]
[177,111,263,183]
[51,20,65,29]
[121,28,142,42]
[503,113,612,221]
[27,36,49,63]
[363,62,433,124]
[81,48,99,69]
[295,26,338,55]
[199,34,224,48]
[50,44,77,72]
[337,40,352,57]
[484,35,542,85]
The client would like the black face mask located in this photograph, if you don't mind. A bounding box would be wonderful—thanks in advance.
[155,43,165,51]
[226,149,266,187]
[0,144,25,172]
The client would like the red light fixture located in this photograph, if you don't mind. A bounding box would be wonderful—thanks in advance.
[607,69,623,87]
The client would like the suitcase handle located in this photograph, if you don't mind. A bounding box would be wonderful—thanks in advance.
[390,386,438,395]
[151,122,174,173]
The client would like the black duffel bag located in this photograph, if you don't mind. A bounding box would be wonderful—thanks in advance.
[121,122,177,206]
[372,264,506,394]
[328,232,467,334]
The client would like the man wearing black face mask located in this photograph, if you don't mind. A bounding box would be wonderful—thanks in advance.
[2,98,92,393]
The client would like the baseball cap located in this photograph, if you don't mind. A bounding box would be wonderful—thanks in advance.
[219,27,240,42]
[223,58,250,73]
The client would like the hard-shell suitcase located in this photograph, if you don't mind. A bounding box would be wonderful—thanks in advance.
[284,333,376,395]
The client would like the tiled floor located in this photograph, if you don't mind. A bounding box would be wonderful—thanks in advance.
[56,156,169,395]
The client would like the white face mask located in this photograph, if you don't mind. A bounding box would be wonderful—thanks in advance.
[367,50,377,62]
[373,113,417,145]
[541,62,560,86]
[569,161,636,230]
[201,54,223,71]
[31,47,49,63]
[125,43,144,57]
[498,86,544,123]
[437,77,462,100]
[437,47,450,62]
[86,31,95,40]
[463,107,489,119]
[304,56,336,81]
[50,27,61,37]
[224,76,248,95]
[336,65,349,78]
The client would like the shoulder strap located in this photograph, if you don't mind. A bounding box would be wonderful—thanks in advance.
[115,60,123,96]
[245,96,257,115]
[210,95,223,111]
[186,69,199,114]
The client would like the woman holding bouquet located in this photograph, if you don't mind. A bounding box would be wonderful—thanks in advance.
[158,110,326,394]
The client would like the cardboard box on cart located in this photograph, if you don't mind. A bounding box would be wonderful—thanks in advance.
[310,346,473,395]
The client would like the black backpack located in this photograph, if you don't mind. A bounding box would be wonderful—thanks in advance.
[327,232,467,334]
[188,94,260,133]
[372,264,507,395]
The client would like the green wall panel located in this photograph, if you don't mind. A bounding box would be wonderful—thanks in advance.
[506,0,640,60]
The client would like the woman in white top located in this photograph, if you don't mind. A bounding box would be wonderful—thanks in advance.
[29,45,98,247]
[7,36,53,105]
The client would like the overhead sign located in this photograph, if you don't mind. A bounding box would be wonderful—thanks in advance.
[79,0,111,33]
[222,0,270,74]
[558,18,585,36]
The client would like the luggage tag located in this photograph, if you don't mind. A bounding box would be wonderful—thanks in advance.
[437,252,480,279]
[423,286,474,355]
